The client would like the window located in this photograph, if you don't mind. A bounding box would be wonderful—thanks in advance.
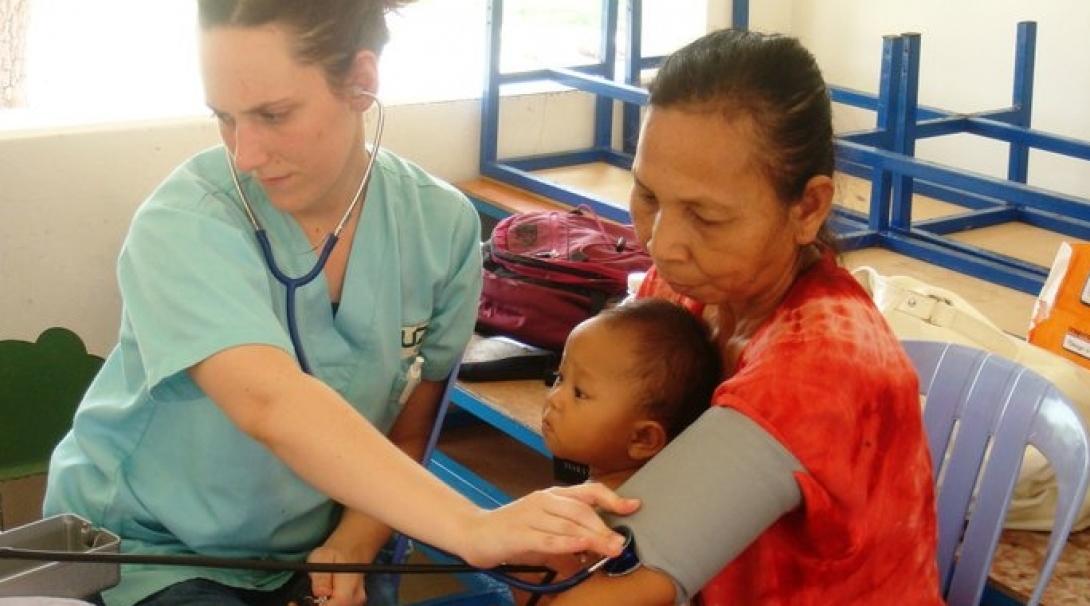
[1,0,711,129]
[7,0,202,128]
[387,0,710,99]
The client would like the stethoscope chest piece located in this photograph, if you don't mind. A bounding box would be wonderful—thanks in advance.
[600,525,642,577]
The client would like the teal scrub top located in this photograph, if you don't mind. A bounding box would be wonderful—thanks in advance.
[43,146,482,605]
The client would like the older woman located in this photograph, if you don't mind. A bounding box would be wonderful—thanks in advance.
[551,29,943,606]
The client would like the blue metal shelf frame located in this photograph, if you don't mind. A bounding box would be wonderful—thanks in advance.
[480,0,669,224]
[450,387,550,457]
[401,398,541,605]
[478,0,1090,295]
[834,21,1090,294]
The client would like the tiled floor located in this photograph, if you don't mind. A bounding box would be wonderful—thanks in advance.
[397,549,475,604]
[0,473,47,531]
[991,528,1090,605]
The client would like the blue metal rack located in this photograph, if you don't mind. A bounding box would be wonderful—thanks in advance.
[480,0,652,224]
[832,23,1090,294]
[478,0,1090,295]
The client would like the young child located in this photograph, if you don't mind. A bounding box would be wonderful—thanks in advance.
[523,298,722,605]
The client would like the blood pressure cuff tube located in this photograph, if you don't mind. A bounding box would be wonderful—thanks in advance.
[605,406,803,603]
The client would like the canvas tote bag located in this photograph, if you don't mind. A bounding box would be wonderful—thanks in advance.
[852,266,1090,531]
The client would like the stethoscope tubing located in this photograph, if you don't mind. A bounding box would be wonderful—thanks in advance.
[0,547,587,595]
[253,230,338,373]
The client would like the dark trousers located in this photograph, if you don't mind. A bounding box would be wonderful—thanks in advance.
[123,570,398,606]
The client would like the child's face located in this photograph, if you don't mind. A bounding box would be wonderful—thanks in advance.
[542,318,649,474]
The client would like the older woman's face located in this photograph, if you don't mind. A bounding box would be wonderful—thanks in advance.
[629,106,806,307]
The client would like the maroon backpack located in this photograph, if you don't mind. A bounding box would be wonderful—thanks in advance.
[477,207,653,351]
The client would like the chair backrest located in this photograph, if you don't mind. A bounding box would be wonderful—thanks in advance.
[902,340,1090,606]
[0,328,103,480]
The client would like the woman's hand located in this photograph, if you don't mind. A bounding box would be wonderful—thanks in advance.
[459,483,640,568]
[306,544,366,606]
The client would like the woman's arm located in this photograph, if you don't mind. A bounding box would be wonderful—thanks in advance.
[549,569,677,606]
[308,379,447,603]
[596,406,803,603]
[190,345,637,567]
[520,407,803,605]
[326,378,447,552]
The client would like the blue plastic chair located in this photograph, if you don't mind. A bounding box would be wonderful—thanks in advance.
[903,340,1090,606]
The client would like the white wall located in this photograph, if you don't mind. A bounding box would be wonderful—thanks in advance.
[5,2,1090,356]
[747,0,794,34]
[790,0,1090,199]
[0,119,219,356]
[0,92,597,356]
[705,0,794,32]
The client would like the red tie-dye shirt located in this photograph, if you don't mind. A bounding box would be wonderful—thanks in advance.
[639,253,943,605]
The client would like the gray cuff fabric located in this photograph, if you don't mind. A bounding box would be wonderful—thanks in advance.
[604,406,803,602]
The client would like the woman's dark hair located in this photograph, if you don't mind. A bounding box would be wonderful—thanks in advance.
[197,0,414,87]
[649,28,837,251]
[599,299,721,439]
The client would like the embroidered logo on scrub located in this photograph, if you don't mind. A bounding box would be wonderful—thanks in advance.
[401,322,428,358]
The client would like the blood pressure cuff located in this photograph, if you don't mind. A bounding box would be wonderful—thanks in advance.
[605,406,803,603]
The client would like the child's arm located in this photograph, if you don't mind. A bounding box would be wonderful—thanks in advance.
[512,553,584,606]
[547,567,678,606]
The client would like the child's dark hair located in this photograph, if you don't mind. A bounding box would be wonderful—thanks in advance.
[649,28,837,252]
[598,299,721,439]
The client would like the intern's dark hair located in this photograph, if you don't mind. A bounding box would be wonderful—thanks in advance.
[649,28,837,251]
[599,299,721,439]
[197,0,414,87]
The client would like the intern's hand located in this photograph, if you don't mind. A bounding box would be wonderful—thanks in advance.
[460,483,640,568]
[307,545,366,606]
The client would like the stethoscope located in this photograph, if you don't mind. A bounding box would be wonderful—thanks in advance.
[225,90,386,374]
[0,526,641,604]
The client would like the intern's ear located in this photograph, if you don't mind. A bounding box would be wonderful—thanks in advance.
[790,174,834,246]
[345,50,379,111]
[628,420,668,462]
